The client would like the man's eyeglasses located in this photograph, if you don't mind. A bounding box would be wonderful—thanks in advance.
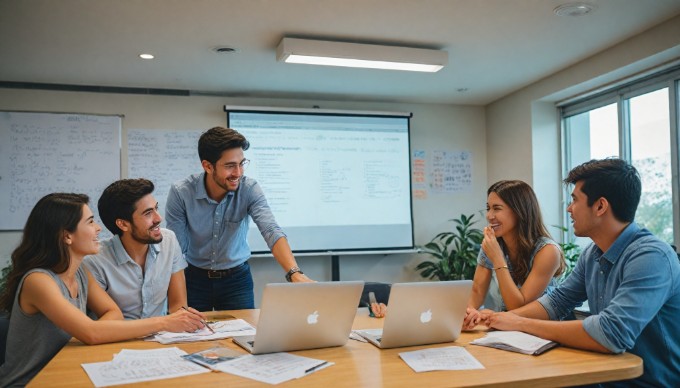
[222,159,250,172]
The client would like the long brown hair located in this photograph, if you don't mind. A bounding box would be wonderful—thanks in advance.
[488,180,565,284]
[0,193,89,313]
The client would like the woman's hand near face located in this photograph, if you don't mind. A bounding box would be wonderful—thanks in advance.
[481,226,505,267]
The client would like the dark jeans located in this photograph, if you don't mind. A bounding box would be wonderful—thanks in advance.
[185,262,255,311]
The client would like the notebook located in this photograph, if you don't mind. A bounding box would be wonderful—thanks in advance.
[354,280,472,349]
[233,281,364,354]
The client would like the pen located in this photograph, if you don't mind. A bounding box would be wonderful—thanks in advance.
[181,306,215,334]
[304,361,329,374]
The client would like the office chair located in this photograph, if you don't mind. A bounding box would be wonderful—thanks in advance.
[359,282,392,308]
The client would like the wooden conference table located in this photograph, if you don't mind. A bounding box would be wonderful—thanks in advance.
[30,308,642,387]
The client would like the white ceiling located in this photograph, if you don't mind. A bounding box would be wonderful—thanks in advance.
[1,0,680,105]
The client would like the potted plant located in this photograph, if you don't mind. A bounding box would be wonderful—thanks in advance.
[416,213,483,281]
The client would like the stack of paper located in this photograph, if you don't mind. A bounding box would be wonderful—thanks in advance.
[81,347,210,387]
[146,318,256,344]
[470,331,558,355]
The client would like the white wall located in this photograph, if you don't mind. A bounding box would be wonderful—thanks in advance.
[0,88,487,305]
[486,14,680,238]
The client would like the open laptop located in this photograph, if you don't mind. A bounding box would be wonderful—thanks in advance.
[233,281,364,354]
[354,280,472,349]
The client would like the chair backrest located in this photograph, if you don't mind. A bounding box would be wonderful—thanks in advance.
[0,311,9,365]
[359,282,392,307]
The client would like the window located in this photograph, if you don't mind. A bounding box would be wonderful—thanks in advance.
[561,67,680,247]
[629,89,673,243]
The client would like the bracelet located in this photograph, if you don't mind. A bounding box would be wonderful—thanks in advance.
[494,265,509,271]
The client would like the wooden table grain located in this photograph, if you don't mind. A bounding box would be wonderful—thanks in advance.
[28,308,642,387]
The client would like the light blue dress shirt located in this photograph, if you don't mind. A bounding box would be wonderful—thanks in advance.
[165,173,286,270]
[538,222,680,387]
[477,236,560,311]
[83,228,187,319]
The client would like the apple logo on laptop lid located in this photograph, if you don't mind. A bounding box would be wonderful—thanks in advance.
[420,309,432,323]
[307,311,319,324]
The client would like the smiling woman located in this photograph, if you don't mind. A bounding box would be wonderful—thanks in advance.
[463,180,566,329]
[0,193,206,386]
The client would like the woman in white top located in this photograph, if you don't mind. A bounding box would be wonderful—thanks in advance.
[0,193,206,386]
[463,180,565,329]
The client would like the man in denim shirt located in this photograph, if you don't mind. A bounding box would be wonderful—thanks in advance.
[166,127,313,311]
[487,159,680,386]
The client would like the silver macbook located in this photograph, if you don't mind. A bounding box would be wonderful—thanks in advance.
[354,280,472,349]
[233,281,364,354]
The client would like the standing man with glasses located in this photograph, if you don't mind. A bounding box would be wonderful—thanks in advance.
[166,127,313,311]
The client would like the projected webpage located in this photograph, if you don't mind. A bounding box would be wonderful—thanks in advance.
[228,111,413,252]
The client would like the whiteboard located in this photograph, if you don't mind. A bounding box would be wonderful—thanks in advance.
[0,111,121,230]
[127,128,203,225]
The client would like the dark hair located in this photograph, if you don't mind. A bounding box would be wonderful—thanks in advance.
[488,180,566,284]
[564,158,641,223]
[198,127,250,165]
[0,193,89,313]
[98,178,155,236]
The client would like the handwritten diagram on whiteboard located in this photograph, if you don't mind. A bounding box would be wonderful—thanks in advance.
[127,129,203,224]
[430,150,473,194]
[0,111,121,230]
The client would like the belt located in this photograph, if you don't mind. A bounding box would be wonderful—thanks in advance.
[188,262,247,279]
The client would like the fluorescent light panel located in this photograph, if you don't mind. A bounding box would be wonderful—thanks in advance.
[277,38,447,73]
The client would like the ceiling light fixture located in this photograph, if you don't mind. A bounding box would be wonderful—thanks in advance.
[139,53,154,59]
[276,38,447,72]
[554,2,596,17]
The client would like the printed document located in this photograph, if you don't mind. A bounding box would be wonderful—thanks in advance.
[81,347,210,387]
[398,346,484,372]
[214,352,332,385]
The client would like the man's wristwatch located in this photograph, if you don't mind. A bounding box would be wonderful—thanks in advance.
[285,266,303,282]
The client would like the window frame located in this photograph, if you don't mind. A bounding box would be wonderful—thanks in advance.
[559,65,680,248]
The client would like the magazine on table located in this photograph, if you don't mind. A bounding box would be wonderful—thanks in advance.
[182,346,246,369]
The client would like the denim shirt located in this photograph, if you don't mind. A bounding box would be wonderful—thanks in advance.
[538,223,680,387]
[165,173,286,270]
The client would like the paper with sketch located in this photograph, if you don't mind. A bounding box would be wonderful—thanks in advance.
[470,331,558,355]
[81,347,210,387]
[214,352,332,385]
[146,319,256,344]
[399,346,484,372]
